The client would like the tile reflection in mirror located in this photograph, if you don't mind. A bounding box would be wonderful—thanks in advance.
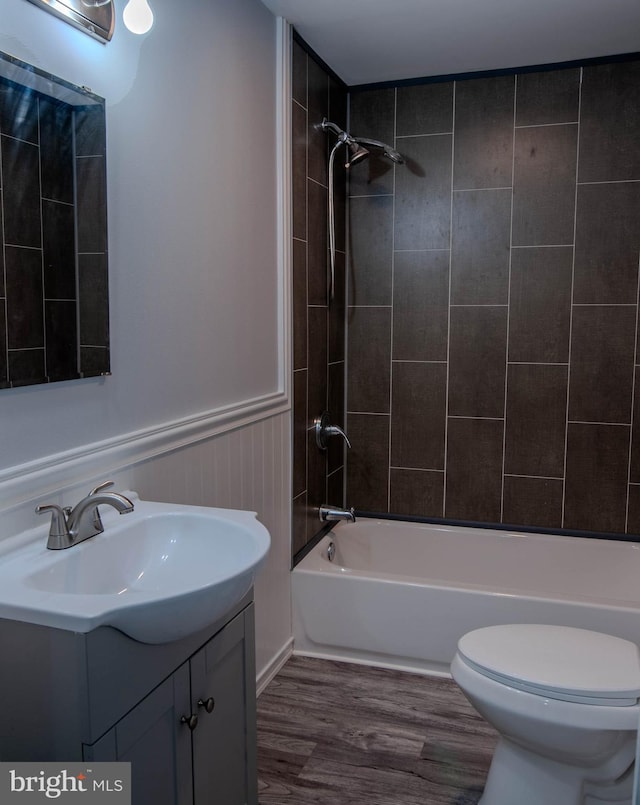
[0,50,109,389]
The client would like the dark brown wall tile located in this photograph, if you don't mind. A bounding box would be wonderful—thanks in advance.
[346,414,390,512]
[628,373,640,484]
[508,246,572,363]
[308,113,328,186]
[327,467,344,509]
[349,89,395,197]
[451,189,511,305]
[564,423,629,532]
[347,306,391,413]
[292,370,307,498]
[307,179,328,305]
[292,101,307,242]
[292,492,309,559]
[348,195,393,306]
[291,39,307,108]
[339,57,640,542]
[328,250,345,364]
[328,361,346,475]
[453,75,515,190]
[350,88,395,145]
[512,124,577,246]
[573,182,640,305]
[568,305,635,425]
[579,60,640,183]
[393,250,449,362]
[307,56,328,118]
[391,362,446,470]
[0,305,6,386]
[329,78,347,132]
[505,364,568,477]
[291,44,349,564]
[307,305,328,422]
[396,83,453,136]
[502,476,564,529]
[445,417,503,522]
[626,484,640,536]
[449,306,507,418]
[292,239,307,371]
[390,469,444,518]
[307,426,328,520]
[349,154,397,199]
[394,134,452,251]
[515,69,580,126]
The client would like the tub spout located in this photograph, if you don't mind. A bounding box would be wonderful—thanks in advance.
[319,505,356,523]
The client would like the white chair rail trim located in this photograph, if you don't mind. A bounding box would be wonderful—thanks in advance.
[0,390,290,517]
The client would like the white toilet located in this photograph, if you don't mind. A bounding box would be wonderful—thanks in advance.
[451,624,640,805]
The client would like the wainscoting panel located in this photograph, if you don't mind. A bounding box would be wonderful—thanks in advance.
[0,409,292,684]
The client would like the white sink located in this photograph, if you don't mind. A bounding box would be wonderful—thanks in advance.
[0,494,270,643]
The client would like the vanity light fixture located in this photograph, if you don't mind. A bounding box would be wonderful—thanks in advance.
[25,0,115,42]
[123,0,154,34]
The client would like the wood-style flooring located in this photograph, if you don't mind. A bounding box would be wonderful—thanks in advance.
[256,656,498,805]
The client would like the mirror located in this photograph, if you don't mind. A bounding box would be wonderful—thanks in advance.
[0,50,109,390]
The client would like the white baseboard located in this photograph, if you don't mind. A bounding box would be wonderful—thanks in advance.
[256,637,294,696]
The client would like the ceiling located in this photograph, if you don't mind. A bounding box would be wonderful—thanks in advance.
[259,0,640,86]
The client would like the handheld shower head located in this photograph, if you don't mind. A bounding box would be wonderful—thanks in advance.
[320,118,404,304]
[353,136,405,164]
[320,119,404,166]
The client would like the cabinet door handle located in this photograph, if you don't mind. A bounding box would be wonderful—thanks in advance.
[197,697,215,714]
[180,714,198,730]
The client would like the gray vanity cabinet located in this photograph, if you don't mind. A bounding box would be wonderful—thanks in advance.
[85,665,194,804]
[85,607,257,805]
[0,594,257,805]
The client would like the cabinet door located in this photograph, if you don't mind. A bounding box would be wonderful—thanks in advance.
[84,663,194,805]
[190,607,257,805]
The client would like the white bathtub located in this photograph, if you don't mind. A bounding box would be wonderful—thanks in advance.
[292,518,640,676]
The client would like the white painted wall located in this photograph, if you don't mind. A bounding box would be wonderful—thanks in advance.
[0,0,293,682]
[0,0,281,467]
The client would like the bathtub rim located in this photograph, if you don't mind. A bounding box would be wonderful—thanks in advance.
[297,522,640,613]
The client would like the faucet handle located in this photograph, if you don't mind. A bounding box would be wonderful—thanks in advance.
[314,411,352,450]
[35,504,72,549]
[89,480,114,496]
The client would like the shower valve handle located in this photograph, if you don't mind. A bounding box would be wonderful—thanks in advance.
[314,412,352,450]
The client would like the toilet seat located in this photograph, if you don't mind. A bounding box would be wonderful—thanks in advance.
[457,624,640,707]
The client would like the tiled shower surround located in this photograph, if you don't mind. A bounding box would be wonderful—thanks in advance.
[347,58,640,537]
[291,37,348,559]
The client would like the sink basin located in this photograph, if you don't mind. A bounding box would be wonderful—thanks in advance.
[0,494,270,643]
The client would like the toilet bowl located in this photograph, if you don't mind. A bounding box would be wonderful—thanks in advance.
[450,624,640,805]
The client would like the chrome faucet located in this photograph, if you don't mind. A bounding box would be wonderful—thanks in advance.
[319,504,356,523]
[36,481,134,550]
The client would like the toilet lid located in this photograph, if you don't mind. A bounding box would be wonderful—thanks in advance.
[458,625,640,705]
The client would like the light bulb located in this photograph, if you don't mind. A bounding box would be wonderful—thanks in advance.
[123,0,153,34]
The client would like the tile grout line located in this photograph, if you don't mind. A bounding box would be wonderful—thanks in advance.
[500,75,517,524]
[442,81,456,520]
[387,86,398,513]
[561,66,583,529]
[625,255,640,533]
